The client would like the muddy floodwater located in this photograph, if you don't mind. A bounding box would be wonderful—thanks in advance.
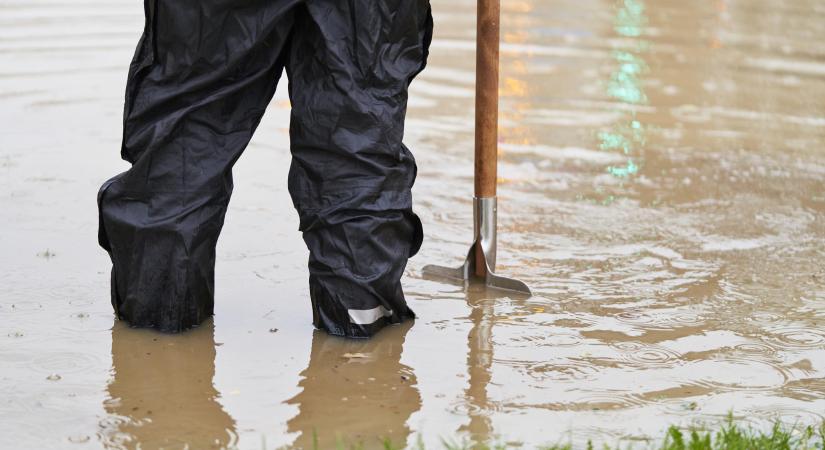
[1,0,824,448]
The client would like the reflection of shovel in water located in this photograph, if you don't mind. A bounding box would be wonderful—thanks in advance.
[423,0,531,295]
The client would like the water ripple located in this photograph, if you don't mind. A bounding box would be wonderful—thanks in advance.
[764,327,825,349]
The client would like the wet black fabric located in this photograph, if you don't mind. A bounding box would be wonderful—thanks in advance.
[97,0,432,337]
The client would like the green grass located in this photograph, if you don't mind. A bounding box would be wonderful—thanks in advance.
[301,415,825,450]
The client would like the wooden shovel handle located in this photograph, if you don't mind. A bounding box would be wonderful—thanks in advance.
[474,0,500,198]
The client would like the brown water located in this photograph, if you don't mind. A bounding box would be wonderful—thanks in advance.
[1,0,824,448]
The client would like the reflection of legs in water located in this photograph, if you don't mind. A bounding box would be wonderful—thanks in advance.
[100,320,236,449]
[286,322,420,449]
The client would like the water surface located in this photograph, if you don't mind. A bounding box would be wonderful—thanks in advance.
[1,0,824,448]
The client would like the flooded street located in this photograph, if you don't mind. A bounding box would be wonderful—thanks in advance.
[1,0,824,448]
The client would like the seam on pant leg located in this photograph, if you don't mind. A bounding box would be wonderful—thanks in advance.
[409,0,434,84]
[121,0,159,163]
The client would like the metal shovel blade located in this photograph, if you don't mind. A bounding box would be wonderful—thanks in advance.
[422,241,532,296]
[422,198,532,295]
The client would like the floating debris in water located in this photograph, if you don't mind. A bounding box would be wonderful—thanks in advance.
[46,374,62,381]
[37,249,56,258]
[269,328,279,333]
[67,435,90,444]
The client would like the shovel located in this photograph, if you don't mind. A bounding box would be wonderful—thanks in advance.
[422,0,531,295]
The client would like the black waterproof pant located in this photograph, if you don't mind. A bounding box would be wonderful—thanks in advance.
[97,0,432,338]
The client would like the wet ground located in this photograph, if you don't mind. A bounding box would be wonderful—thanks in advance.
[1,0,824,448]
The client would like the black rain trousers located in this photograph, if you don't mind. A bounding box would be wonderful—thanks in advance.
[97,0,433,338]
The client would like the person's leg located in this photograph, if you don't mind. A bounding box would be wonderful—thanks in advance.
[286,0,433,337]
[98,0,299,332]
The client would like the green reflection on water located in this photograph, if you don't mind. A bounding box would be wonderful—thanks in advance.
[615,0,647,37]
[608,51,648,104]
[600,0,649,180]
